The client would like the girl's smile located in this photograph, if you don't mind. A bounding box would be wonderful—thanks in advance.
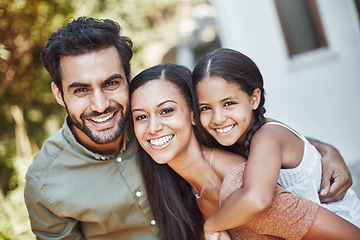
[196,76,260,146]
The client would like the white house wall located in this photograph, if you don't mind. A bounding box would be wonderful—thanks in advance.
[210,0,360,165]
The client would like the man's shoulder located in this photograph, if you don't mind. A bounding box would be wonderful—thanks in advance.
[26,127,69,180]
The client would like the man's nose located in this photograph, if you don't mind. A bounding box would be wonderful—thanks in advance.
[90,90,110,113]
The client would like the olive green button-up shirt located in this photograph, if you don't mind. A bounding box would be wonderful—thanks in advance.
[24,118,160,239]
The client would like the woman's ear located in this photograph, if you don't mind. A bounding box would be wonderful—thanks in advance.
[191,111,196,126]
[251,88,261,110]
[51,82,65,107]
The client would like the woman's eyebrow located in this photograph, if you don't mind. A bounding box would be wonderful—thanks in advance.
[132,100,177,113]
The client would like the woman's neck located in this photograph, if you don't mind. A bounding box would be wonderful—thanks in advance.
[168,142,216,197]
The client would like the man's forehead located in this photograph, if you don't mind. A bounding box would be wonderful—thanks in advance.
[60,48,126,86]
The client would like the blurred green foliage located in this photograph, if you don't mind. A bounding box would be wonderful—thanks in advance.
[0,0,185,238]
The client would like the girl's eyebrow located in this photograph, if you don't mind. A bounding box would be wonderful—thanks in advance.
[220,97,235,102]
[199,97,235,106]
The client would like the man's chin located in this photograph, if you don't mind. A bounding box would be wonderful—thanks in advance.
[68,110,129,146]
[86,127,123,145]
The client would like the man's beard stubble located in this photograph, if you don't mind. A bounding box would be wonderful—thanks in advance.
[66,103,130,145]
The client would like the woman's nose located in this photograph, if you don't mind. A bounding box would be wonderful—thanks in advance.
[147,116,163,134]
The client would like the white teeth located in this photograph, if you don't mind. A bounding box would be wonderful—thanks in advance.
[91,113,115,123]
[216,125,234,133]
[149,135,174,147]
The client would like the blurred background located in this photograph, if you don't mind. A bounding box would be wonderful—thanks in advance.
[0,0,359,239]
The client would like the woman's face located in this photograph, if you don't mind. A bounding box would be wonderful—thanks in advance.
[131,79,195,164]
[196,76,260,146]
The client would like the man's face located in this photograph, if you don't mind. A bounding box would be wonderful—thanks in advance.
[52,46,130,150]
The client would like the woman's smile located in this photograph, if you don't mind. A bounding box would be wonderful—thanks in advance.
[131,79,195,164]
[148,134,175,148]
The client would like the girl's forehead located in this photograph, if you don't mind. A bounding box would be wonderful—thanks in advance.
[198,76,239,88]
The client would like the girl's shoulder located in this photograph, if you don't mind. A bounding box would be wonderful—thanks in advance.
[252,119,284,140]
[251,118,297,149]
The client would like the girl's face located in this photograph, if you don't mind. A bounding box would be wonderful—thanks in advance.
[196,76,260,146]
[131,80,195,164]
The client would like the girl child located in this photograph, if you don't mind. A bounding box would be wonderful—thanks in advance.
[191,48,360,236]
[129,63,360,240]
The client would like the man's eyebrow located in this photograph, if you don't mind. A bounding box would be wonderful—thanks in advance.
[67,74,125,90]
[68,82,90,89]
[104,74,125,84]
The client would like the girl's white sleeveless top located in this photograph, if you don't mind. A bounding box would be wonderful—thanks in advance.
[265,122,360,227]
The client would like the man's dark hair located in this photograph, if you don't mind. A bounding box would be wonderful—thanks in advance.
[41,16,133,94]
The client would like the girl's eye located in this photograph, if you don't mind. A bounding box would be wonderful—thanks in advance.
[224,101,236,107]
[160,108,174,115]
[135,115,148,121]
[200,106,211,112]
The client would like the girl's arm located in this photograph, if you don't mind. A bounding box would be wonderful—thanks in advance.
[303,206,360,240]
[204,126,283,234]
[307,138,352,202]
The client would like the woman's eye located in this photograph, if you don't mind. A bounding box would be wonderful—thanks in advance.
[161,108,174,115]
[135,115,148,121]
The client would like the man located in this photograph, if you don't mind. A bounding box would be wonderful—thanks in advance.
[24,16,352,239]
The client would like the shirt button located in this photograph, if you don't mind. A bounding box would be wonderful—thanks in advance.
[150,219,156,226]
[135,190,142,197]
[117,157,122,163]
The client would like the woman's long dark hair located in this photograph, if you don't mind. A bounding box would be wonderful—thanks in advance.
[192,48,266,158]
[130,63,206,240]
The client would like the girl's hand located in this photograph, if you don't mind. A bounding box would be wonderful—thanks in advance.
[205,231,231,240]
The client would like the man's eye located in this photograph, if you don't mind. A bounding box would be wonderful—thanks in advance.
[74,88,89,94]
[104,81,120,90]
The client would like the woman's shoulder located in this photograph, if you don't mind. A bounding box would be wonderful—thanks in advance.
[213,148,246,179]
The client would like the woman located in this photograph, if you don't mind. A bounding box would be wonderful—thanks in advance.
[130,63,360,240]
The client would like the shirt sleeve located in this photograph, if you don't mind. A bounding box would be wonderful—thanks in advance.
[24,176,84,240]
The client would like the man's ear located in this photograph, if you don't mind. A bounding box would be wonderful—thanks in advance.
[51,82,65,107]
[251,88,261,110]
[128,69,132,83]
